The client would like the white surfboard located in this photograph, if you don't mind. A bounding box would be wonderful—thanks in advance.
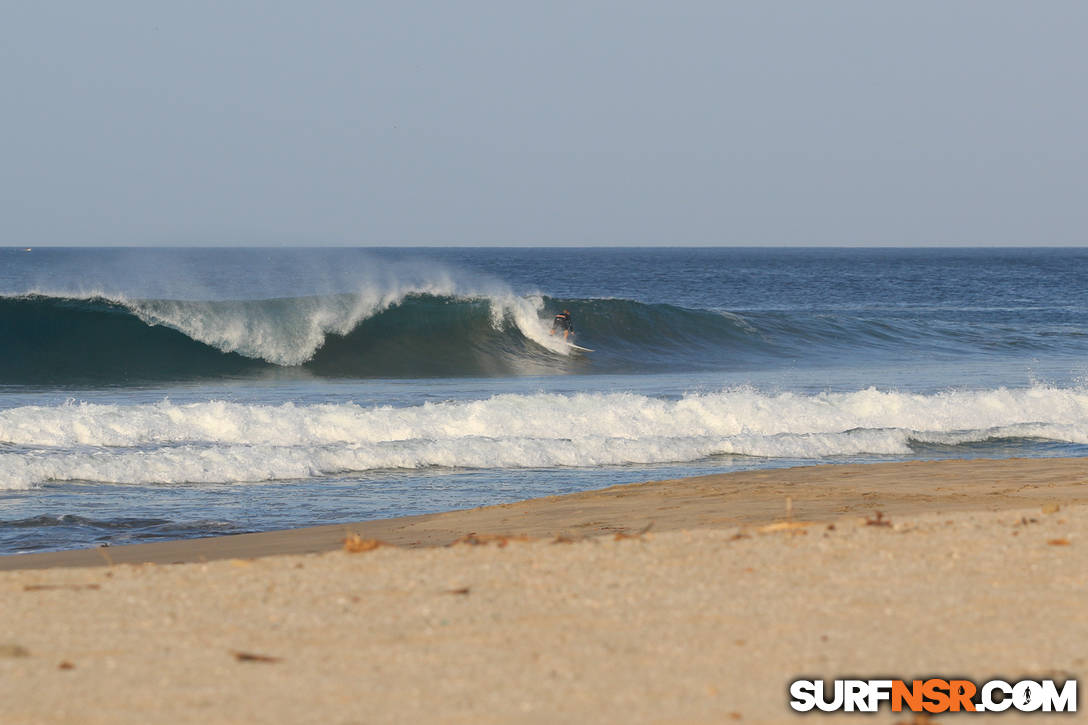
[567,343,594,353]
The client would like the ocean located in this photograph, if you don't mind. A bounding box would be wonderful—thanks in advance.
[3,246,1087,555]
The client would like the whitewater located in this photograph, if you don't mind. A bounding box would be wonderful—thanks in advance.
[3,246,1088,553]
[2,386,1088,492]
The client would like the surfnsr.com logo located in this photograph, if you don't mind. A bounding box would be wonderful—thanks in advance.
[789,678,1077,713]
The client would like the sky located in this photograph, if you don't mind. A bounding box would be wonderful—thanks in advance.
[2,1,1086,246]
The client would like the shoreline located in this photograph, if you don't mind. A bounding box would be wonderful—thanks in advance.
[3,456,1085,723]
[5,456,1087,571]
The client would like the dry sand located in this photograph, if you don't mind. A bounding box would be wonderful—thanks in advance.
[1,457,1086,723]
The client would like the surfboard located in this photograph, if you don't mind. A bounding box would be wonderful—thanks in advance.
[567,343,594,353]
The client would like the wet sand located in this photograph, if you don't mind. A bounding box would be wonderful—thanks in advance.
[1,457,1086,723]
[4,457,1088,571]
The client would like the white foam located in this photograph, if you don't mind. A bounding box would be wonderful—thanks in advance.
[13,263,573,365]
[132,289,567,366]
[2,386,1087,489]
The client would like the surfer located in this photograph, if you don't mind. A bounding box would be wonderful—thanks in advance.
[550,309,573,341]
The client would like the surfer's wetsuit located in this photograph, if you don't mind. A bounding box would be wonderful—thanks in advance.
[551,311,573,340]
[552,311,572,333]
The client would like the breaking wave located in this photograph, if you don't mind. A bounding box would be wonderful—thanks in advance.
[1,286,1027,384]
[0,290,771,383]
[2,385,1087,489]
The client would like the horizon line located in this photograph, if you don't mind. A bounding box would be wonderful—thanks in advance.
[9,242,1088,249]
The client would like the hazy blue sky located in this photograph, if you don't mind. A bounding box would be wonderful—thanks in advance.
[3,1,1086,246]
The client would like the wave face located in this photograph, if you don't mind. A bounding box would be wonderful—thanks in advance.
[3,386,1087,489]
[5,246,1088,386]
[4,290,1044,384]
[0,291,777,383]
[1,294,268,382]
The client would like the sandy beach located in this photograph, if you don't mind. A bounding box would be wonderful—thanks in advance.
[2,457,1085,723]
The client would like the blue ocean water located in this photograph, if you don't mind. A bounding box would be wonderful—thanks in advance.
[2,247,1087,555]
